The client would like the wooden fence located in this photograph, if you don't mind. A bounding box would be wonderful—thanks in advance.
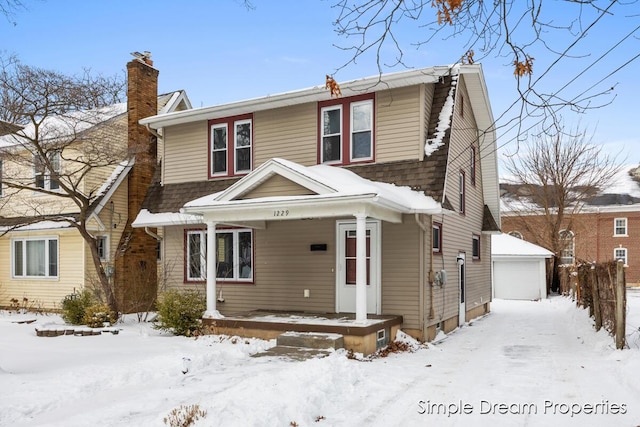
[559,260,626,349]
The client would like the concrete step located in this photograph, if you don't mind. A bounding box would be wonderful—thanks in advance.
[252,346,334,361]
[276,331,344,350]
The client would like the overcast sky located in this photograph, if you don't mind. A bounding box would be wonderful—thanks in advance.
[2,0,637,170]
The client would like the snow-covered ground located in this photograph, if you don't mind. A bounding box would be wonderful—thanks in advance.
[1,291,639,427]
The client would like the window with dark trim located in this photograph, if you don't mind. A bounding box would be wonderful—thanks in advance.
[432,222,442,254]
[458,170,465,214]
[185,228,253,283]
[208,114,253,178]
[318,94,374,165]
[470,146,476,186]
[472,234,480,260]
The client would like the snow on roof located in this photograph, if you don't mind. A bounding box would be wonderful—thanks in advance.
[491,233,553,257]
[424,66,459,156]
[132,209,203,228]
[606,164,640,198]
[0,103,127,149]
[184,158,442,213]
[0,220,74,232]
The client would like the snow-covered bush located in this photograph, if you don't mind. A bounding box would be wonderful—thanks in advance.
[61,290,95,325]
[82,303,116,328]
[155,289,205,336]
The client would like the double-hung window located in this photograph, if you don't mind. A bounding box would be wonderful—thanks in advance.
[559,230,575,265]
[186,228,253,282]
[96,236,109,261]
[614,218,627,236]
[614,248,628,266]
[319,94,374,165]
[34,151,61,191]
[12,237,58,278]
[209,114,253,178]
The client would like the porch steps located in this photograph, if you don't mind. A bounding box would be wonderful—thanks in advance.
[252,332,344,361]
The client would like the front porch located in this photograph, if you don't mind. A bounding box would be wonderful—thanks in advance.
[202,310,404,356]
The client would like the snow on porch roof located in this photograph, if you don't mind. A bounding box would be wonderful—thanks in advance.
[181,158,443,219]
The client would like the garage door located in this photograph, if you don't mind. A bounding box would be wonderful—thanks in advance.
[494,261,543,300]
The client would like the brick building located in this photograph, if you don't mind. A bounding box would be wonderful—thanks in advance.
[501,165,640,287]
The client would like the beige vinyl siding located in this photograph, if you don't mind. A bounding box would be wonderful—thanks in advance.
[163,121,208,184]
[162,219,337,313]
[0,229,85,310]
[253,104,317,167]
[381,217,422,329]
[421,83,435,161]
[429,77,491,325]
[376,86,423,162]
[242,175,315,199]
[85,177,129,284]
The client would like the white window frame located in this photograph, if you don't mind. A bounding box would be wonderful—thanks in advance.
[614,218,627,237]
[34,151,61,191]
[432,222,442,254]
[614,247,627,266]
[234,119,252,174]
[559,229,575,265]
[350,99,373,162]
[186,229,253,282]
[210,123,228,176]
[96,235,109,261]
[320,104,343,164]
[12,236,59,279]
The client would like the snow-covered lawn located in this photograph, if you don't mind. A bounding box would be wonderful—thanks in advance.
[1,291,640,427]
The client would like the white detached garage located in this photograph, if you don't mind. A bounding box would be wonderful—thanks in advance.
[491,233,553,300]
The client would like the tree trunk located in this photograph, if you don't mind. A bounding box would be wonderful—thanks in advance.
[551,255,561,294]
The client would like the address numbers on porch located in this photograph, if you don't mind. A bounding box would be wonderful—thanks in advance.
[273,210,290,217]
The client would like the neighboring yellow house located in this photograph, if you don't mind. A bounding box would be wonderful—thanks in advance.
[0,57,190,310]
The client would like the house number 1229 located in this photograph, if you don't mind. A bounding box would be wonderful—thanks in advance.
[273,210,289,217]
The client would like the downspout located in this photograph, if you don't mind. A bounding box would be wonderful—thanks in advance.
[144,123,161,139]
[144,227,162,241]
[415,213,435,320]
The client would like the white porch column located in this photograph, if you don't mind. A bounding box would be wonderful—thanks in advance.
[355,213,367,322]
[204,221,222,318]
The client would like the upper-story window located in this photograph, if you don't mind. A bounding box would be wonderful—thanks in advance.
[458,170,466,214]
[319,94,374,165]
[209,114,253,178]
[470,146,476,186]
[614,218,627,236]
[34,151,61,191]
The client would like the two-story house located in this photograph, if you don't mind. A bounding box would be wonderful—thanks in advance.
[133,64,500,352]
[0,56,191,311]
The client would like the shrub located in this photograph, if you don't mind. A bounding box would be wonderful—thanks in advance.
[155,289,205,336]
[82,303,117,328]
[163,404,207,427]
[61,290,95,325]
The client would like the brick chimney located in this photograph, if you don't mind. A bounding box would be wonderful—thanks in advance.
[114,53,159,313]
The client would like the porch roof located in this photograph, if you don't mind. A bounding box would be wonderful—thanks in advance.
[133,158,445,227]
